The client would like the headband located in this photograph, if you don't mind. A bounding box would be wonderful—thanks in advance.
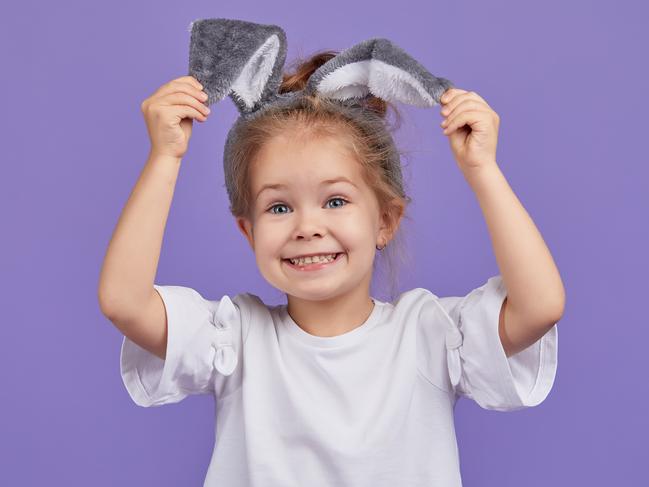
[187,18,454,208]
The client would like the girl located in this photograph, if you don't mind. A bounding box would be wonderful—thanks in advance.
[98,24,564,487]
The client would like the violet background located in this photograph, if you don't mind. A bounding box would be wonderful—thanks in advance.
[1,0,646,485]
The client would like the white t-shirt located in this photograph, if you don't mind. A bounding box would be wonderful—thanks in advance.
[120,275,558,486]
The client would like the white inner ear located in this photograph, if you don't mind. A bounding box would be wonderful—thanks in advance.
[316,59,435,107]
[232,35,280,109]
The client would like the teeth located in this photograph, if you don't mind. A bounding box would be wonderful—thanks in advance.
[289,253,337,266]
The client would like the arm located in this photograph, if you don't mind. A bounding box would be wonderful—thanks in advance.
[98,75,208,360]
[97,152,181,359]
[465,164,566,357]
[439,87,565,358]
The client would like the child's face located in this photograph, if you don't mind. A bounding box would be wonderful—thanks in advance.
[236,134,391,301]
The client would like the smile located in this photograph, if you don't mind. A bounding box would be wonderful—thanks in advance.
[282,252,345,272]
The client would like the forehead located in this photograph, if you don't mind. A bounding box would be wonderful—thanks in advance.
[250,135,363,186]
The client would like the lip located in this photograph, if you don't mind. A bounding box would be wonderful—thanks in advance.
[282,252,345,272]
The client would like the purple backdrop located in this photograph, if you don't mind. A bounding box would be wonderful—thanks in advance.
[1,0,646,485]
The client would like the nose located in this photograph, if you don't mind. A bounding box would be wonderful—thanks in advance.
[292,209,326,241]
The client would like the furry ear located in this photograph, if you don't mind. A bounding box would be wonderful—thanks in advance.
[188,18,288,114]
[305,38,454,107]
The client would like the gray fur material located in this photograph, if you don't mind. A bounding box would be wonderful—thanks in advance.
[188,18,288,113]
[187,18,454,210]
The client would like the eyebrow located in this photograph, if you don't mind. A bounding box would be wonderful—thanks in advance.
[255,177,358,201]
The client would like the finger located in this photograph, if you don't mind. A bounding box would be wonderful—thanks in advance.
[153,82,208,103]
[465,90,489,104]
[440,89,489,109]
[442,110,484,134]
[440,99,485,120]
[440,93,480,116]
[175,75,203,90]
[444,91,491,114]
[174,104,208,122]
[162,92,211,117]
[440,88,467,105]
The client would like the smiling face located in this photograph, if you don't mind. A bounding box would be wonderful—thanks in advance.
[236,133,392,302]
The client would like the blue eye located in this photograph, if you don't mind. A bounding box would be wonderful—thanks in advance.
[268,203,290,215]
[267,197,349,214]
[326,197,348,209]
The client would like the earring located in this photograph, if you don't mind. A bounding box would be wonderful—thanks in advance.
[376,242,386,251]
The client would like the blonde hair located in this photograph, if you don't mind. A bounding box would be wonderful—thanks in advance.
[227,50,414,301]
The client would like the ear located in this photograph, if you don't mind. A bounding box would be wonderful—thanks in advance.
[188,18,288,114]
[236,217,254,249]
[305,37,453,108]
[378,200,405,246]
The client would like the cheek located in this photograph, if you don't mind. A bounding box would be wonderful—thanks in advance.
[335,215,375,242]
[252,221,286,256]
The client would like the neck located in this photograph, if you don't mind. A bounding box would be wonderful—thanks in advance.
[285,286,375,337]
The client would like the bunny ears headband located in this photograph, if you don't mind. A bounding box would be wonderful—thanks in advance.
[187,18,454,208]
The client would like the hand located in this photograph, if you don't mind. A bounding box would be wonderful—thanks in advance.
[439,88,500,174]
[140,76,211,160]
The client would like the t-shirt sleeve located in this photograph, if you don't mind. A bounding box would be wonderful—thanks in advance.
[120,284,243,407]
[436,275,559,412]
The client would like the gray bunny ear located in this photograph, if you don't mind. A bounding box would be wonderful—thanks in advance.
[188,18,287,114]
[305,38,453,107]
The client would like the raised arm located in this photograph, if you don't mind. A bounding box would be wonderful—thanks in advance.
[97,76,210,359]
[97,153,181,359]
[465,164,565,357]
[438,87,565,357]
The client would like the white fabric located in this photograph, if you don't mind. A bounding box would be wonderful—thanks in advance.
[434,275,559,411]
[120,275,558,486]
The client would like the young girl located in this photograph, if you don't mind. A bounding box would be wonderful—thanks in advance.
[98,38,563,486]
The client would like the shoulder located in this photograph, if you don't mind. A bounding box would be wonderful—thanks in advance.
[391,287,453,323]
[155,287,273,342]
[228,292,276,343]
[228,291,267,314]
[394,288,457,394]
[387,287,456,342]
[229,291,276,316]
[391,286,437,309]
